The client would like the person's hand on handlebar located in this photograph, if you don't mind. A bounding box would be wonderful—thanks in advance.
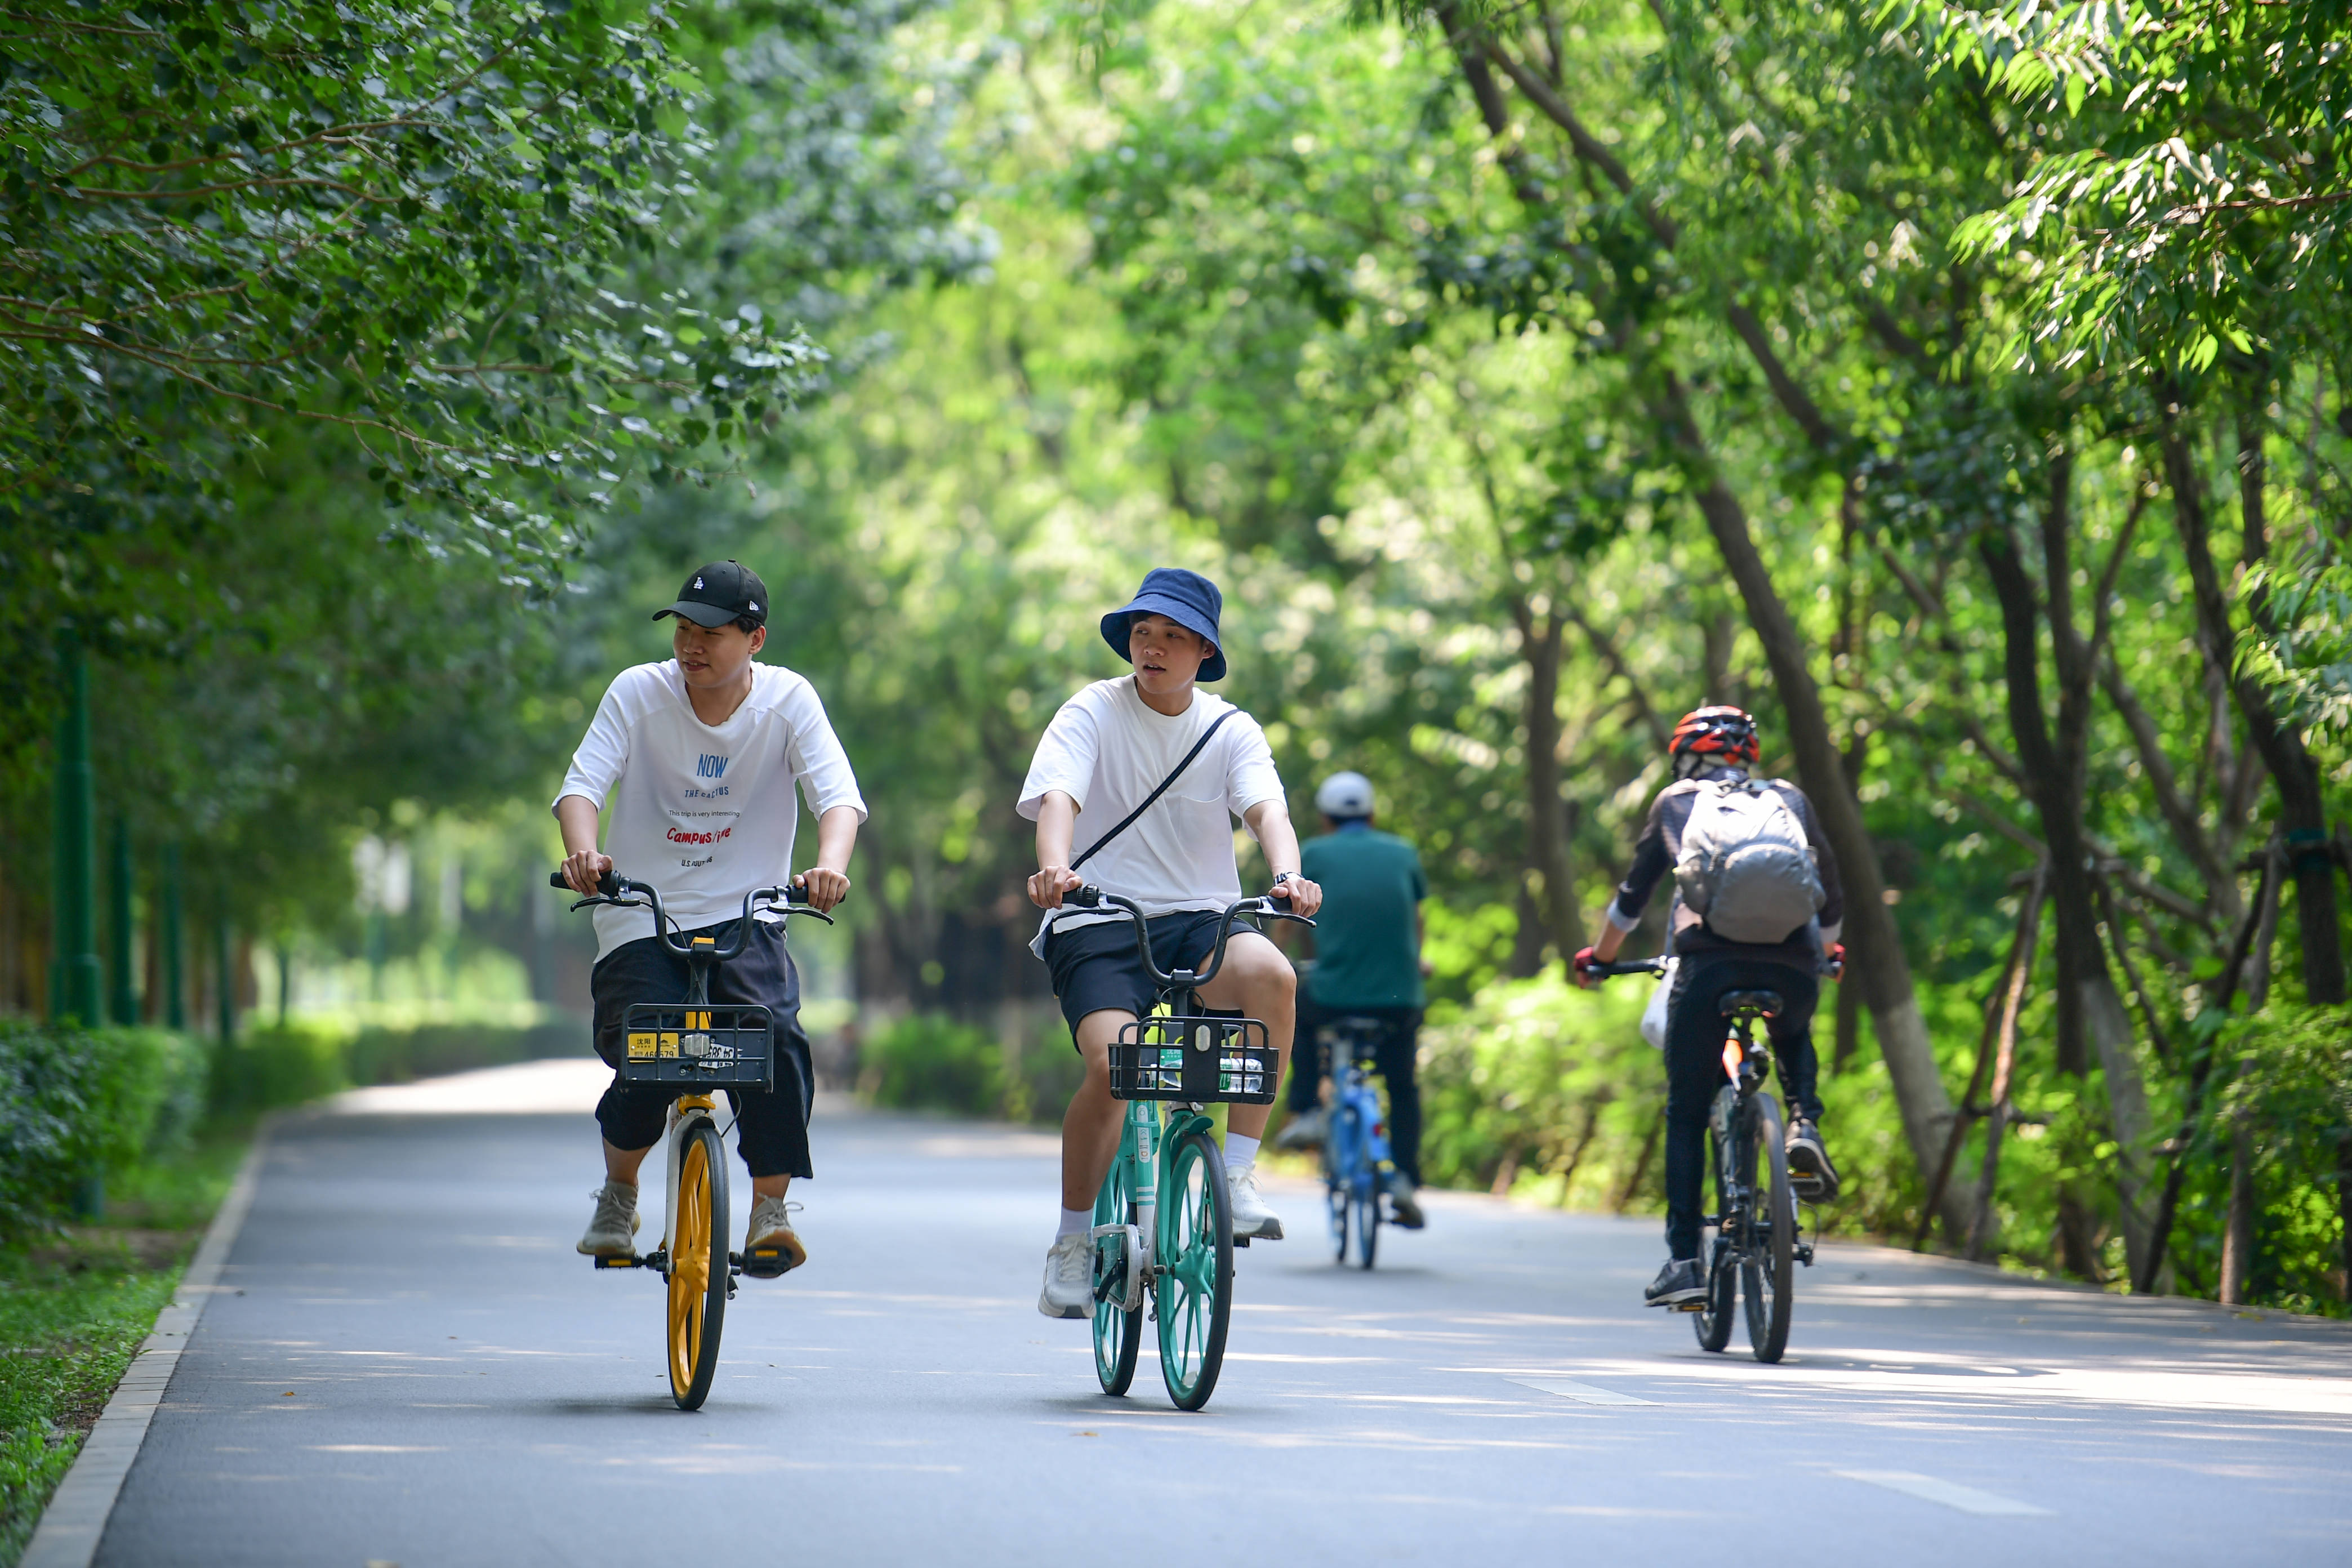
[1825,942,1846,981]
[795,867,851,914]
[561,848,613,897]
[1028,864,1084,910]
[1269,871,1322,917]
[1571,946,1600,990]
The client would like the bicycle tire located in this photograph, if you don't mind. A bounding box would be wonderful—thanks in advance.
[1092,1157,1142,1397]
[1693,1228,1735,1353]
[1353,1180,1379,1269]
[1326,1103,1355,1263]
[666,1119,728,1410]
[1740,1094,1796,1364]
[1156,1127,1233,1411]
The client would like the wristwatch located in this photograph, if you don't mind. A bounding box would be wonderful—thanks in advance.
[1272,871,1297,886]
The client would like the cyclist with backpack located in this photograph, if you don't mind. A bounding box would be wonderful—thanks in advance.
[1021,568,1323,1319]
[1573,706,1843,1308]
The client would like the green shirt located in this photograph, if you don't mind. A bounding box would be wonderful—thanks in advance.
[1300,825,1427,1009]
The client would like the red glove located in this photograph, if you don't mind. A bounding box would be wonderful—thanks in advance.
[1571,947,1598,989]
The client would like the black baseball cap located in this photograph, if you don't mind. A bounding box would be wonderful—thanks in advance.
[652,560,768,629]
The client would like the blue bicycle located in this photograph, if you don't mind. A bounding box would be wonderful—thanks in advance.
[1320,1014,1398,1269]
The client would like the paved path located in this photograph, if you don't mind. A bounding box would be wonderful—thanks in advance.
[97,1061,2352,1566]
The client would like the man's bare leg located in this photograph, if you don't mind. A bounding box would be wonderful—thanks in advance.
[1197,930,1297,1142]
[1061,1008,1135,1212]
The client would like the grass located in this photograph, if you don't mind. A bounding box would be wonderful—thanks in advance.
[0,1130,250,1567]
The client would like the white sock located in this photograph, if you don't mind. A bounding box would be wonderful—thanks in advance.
[1224,1133,1260,1169]
[1055,1206,1093,1241]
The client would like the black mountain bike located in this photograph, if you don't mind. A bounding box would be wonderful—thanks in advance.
[1588,958,1813,1364]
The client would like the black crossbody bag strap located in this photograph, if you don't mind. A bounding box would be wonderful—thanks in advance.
[1070,707,1241,872]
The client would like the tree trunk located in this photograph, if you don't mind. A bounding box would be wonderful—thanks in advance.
[1651,373,1970,1240]
[1518,609,1580,959]
[2164,409,2345,1006]
[1977,486,2158,1282]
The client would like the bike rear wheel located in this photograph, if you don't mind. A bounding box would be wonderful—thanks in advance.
[1740,1094,1796,1364]
[1092,1155,1142,1397]
[666,1119,728,1410]
[1156,1126,1233,1410]
[1352,1179,1379,1269]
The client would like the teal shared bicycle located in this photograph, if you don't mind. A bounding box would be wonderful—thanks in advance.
[1065,885,1311,1411]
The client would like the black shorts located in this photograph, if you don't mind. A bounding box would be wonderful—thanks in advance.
[1043,910,1239,1044]
[589,920,816,1179]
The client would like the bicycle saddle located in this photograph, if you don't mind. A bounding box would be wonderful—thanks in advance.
[1717,990,1783,1018]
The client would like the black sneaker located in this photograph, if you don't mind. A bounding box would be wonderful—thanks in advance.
[1786,1119,1841,1202]
[1385,1172,1426,1230]
[1644,1257,1706,1307]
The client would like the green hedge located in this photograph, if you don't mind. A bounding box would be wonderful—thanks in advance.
[209,1017,590,1118]
[860,1012,1083,1125]
[0,1022,207,1239]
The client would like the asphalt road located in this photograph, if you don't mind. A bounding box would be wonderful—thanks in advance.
[96,1059,2352,1567]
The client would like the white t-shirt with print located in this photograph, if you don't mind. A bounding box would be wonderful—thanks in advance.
[556,660,868,960]
[1017,676,1286,955]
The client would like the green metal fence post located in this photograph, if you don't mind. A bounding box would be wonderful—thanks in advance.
[108,815,137,1026]
[48,632,102,1026]
[162,843,187,1031]
[216,912,236,1047]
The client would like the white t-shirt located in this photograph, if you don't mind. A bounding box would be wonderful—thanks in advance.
[1017,677,1286,955]
[556,660,867,960]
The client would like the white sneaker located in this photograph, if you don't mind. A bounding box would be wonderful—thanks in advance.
[1039,1233,1094,1320]
[1227,1162,1284,1241]
[576,1181,640,1257]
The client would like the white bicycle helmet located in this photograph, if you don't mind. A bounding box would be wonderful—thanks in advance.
[1315,771,1375,819]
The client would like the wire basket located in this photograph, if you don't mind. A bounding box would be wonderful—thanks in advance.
[1108,1015,1277,1104]
[618,1003,774,1090]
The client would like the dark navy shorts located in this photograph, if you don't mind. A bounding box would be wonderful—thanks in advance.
[589,920,814,1179]
[1042,910,1240,1044]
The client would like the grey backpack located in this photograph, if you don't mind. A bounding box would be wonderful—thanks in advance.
[1672,778,1825,945]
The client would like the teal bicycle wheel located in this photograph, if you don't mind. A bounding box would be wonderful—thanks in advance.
[1156,1126,1233,1411]
[1092,1156,1142,1397]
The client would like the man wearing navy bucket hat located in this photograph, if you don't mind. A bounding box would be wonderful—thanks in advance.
[1018,567,1324,1319]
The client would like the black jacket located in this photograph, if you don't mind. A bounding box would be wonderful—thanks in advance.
[1607,765,1844,968]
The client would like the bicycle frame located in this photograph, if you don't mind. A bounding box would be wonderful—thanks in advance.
[555,869,833,1275]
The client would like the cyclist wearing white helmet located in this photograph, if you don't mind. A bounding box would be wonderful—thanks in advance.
[1273,771,1429,1228]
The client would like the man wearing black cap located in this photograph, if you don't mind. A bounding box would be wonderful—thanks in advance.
[555,560,867,1275]
[1019,566,1324,1320]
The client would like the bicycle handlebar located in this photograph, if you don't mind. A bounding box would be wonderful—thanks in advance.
[549,869,835,959]
[1579,957,1667,979]
[1063,883,1312,995]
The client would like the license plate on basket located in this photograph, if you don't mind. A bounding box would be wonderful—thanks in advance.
[618,1004,774,1090]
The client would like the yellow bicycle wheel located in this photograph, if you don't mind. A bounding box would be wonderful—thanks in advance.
[666,1120,729,1409]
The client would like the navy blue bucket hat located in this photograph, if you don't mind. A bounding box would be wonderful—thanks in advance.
[1101,567,1227,683]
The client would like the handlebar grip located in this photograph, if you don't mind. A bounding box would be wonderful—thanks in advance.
[548,871,566,889]
[1065,884,1104,910]
[551,868,619,897]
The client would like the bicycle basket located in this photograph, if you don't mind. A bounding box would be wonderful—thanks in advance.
[1107,1016,1277,1104]
[618,1003,774,1091]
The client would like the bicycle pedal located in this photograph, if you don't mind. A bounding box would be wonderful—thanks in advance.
[737,1246,797,1279]
[1672,1300,1707,1313]
[591,1253,644,1269]
[1233,1236,1251,1248]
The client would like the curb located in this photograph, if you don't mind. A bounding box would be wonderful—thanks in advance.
[22,1128,271,1568]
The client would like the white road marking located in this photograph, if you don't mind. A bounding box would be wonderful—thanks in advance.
[1837,1471,2051,1516]
[1505,1376,1661,1406]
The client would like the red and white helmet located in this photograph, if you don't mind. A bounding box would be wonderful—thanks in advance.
[1669,705,1759,768]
